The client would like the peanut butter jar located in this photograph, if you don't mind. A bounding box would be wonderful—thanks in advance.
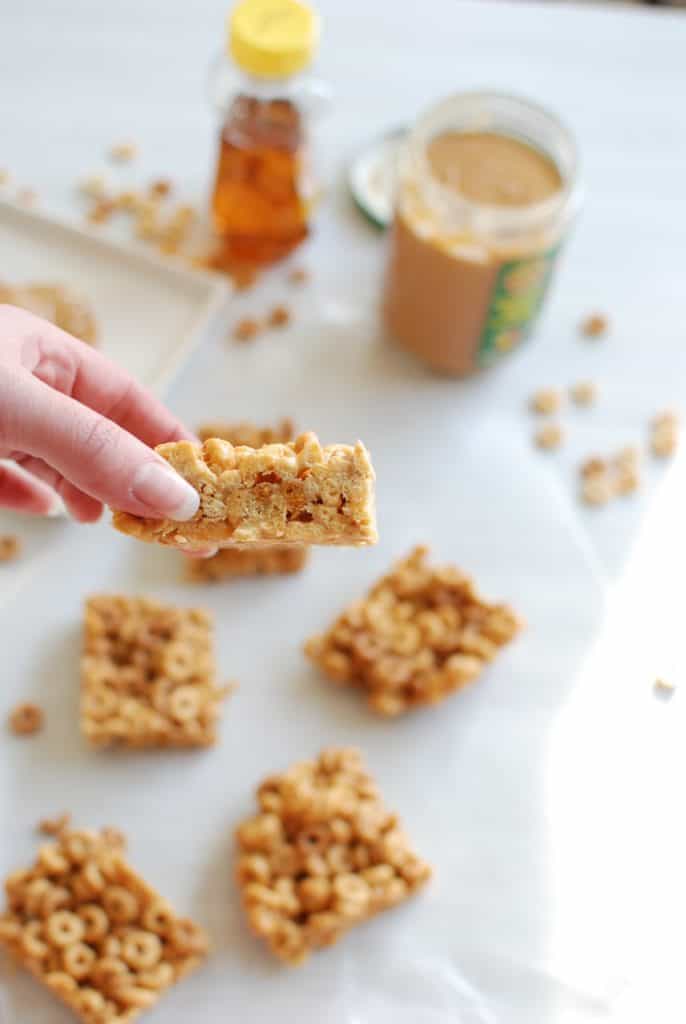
[383,92,580,375]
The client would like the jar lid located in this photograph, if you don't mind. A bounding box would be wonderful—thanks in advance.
[229,0,319,80]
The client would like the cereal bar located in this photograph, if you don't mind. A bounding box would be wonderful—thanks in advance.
[235,748,431,965]
[305,546,522,716]
[112,433,377,550]
[81,596,229,749]
[0,825,208,1023]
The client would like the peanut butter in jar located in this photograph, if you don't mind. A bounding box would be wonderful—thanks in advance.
[383,93,580,375]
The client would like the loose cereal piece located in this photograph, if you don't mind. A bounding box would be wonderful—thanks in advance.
[8,702,44,737]
[111,434,377,550]
[0,534,21,562]
[650,410,679,458]
[149,179,172,199]
[581,472,612,506]
[580,312,608,338]
[38,813,71,838]
[196,418,295,447]
[109,141,137,163]
[305,546,522,716]
[534,422,563,451]
[529,389,561,415]
[187,545,309,582]
[80,595,230,749]
[267,304,291,329]
[86,199,115,225]
[235,748,431,965]
[580,457,607,478]
[232,317,261,343]
[0,825,208,1022]
[78,175,109,200]
[570,380,597,407]
[288,267,309,286]
[115,189,142,212]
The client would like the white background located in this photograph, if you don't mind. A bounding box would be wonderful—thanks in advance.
[2,1,686,1022]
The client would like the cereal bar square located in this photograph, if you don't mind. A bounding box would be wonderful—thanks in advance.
[305,546,522,716]
[235,748,431,965]
[81,596,229,749]
[111,433,377,550]
[0,825,208,1024]
[188,420,309,581]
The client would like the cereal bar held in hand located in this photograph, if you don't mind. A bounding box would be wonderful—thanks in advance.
[235,748,431,965]
[112,433,377,550]
[81,596,230,749]
[0,825,208,1023]
[305,546,522,716]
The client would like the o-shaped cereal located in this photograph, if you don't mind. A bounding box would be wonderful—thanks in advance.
[121,929,162,970]
[77,903,110,943]
[62,941,96,980]
[102,885,139,923]
[140,900,175,935]
[45,911,85,948]
[137,962,174,990]
[169,685,200,722]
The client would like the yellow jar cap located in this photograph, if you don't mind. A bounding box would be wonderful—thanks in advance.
[229,0,319,80]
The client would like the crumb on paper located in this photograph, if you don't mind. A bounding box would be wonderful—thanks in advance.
[0,824,209,1022]
[86,199,115,225]
[8,702,44,737]
[288,267,309,286]
[108,140,137,162]
[149,178,172,199]
[534,422,563,451]
[580,312,608,338]
[650,410,679,458]
[235,747,432,965]
[233,317,262,343]
[305,545,522,716]
[580,473,612,506]
[0,535,21,562]
[529,389,561,415]
[570,381,597,407]
[654,678,676,699]
[267,304,291,329]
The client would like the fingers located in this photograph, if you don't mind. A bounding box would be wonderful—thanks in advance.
[14,455,103,522]
[10,305,196,446]
[0,459,64,517]
[0,368,199,519]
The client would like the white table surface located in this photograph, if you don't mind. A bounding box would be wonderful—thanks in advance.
[2,2,686,1022]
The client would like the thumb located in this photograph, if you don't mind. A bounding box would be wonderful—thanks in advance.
[0,370,199,520]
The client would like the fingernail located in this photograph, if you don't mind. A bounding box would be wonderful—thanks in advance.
[130,461,199,521]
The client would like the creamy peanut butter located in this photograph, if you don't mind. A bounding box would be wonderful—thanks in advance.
[383,94,578,375]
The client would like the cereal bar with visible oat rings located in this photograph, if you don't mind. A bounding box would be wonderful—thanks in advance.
[187,419,310,581]
[305,546,522,716]
[81,596,230,749]
[235,748,431,965]
[0,825,208,1023]
[112,433,377,550]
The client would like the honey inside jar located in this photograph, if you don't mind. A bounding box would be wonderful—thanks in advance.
[211,94,309,266]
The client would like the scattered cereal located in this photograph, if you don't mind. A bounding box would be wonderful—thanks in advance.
[108,141,137,163]
[305,546,522,716]
[654,678,676,699]
[78,175,109,201]
[0,825,208,1022]
[8,702,44,737]
[570,380,597,407]
[580,457,607,479]
[86,199,115,225]
[580,471,612,506]
[236,748,432,965]
[0,534,21,562]
[580,312,608,338]
[529,389,561,415]
[38,813,71,838]
[650,410,679,458]
[81,595,231,749]
[233,317,262,343]
[288,267,309,286]
[267,304,291,329]
[149,179,172,199]
[534,422,563,451]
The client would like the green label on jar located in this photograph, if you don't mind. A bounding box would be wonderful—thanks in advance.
[477,247,560,367]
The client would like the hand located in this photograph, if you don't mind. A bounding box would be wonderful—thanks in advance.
[0,305,215,553]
